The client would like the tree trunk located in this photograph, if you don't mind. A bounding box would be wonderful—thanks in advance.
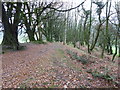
[35,32,39,41]
[101,42,105,58]
[107,42,113,54]
[119,45,120,57]
[2,25,19,50]
[90,24,101,51]
[27,30,35,41]
[90,13,102,51]
[38,28,43,41]
[2,3,22,50]
[109,45,113,54]
[112,37,117,61]
[88,0,92,54]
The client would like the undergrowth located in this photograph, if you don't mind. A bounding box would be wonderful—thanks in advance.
[31,41,47,44]
[66,49,89,64]
[87,69,115,81]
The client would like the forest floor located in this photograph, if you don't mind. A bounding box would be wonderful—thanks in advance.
[1,42,119,88]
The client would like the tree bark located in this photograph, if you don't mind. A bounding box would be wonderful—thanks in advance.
[90,13,102,51]
[27,30,35,41]
[2,3,22,50]
[119,45,120,57]
[112,37,117,61]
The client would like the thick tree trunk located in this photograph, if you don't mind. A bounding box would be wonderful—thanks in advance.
[2,3,22,50]
[38,28,43,41]
[2,25,19,50]
[27,30,35,41]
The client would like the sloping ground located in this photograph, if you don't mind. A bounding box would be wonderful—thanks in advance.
[1,42,119,88]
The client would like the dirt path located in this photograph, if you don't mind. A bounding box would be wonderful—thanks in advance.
[2,42,63,88]
[1,42,119,88]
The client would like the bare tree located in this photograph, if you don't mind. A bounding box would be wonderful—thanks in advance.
[90,1,105,51]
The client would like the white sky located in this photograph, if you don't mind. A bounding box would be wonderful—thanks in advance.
[59,0,120,11]
[60,0,120,19]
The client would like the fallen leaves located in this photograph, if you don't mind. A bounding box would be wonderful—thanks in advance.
[2,42,119,88]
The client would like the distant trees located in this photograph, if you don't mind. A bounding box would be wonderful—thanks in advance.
[1,0,119,60]
[1,1,85,46]
[21,2,57,42]
[115,1,120,57]
[101,0,112,58]
[112,1,120,60]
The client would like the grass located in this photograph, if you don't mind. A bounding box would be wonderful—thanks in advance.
[77,56,88,64]
[18,45,27,51]
[43,82,49,85]
[48,85,59,88]
[1,45,27,54]
[68,43,119,57]
[57,49,64,55]
[31,41,47,44]
[66,49,89,64]
[87,69,115,81]
[18,83,29,88]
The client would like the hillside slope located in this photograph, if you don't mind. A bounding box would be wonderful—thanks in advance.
[1,42,119,88]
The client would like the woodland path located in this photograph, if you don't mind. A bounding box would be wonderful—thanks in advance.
[1,42,118,88]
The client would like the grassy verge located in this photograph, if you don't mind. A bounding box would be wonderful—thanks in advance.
[31,41,47,44]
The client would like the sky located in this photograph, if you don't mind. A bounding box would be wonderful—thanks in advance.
[60,0,120,11]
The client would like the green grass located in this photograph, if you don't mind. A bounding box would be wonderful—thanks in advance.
[43,82,49,85]
[31,41,47,44]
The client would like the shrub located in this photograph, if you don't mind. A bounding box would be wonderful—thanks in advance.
[66,49,88,64]
[77,56,88,64]
[91,70,114,81]
[71,52,78,60]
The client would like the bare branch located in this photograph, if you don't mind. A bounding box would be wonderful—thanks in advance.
[49,0,86,12]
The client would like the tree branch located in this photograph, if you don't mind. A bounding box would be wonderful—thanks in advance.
[49,0,86,12]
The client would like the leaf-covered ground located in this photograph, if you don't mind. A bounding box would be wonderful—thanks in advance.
[1,42,119,88]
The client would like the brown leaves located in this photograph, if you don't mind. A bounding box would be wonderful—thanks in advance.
[2,42,118,88]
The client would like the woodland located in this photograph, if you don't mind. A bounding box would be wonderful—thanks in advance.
[0,0,120,88]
